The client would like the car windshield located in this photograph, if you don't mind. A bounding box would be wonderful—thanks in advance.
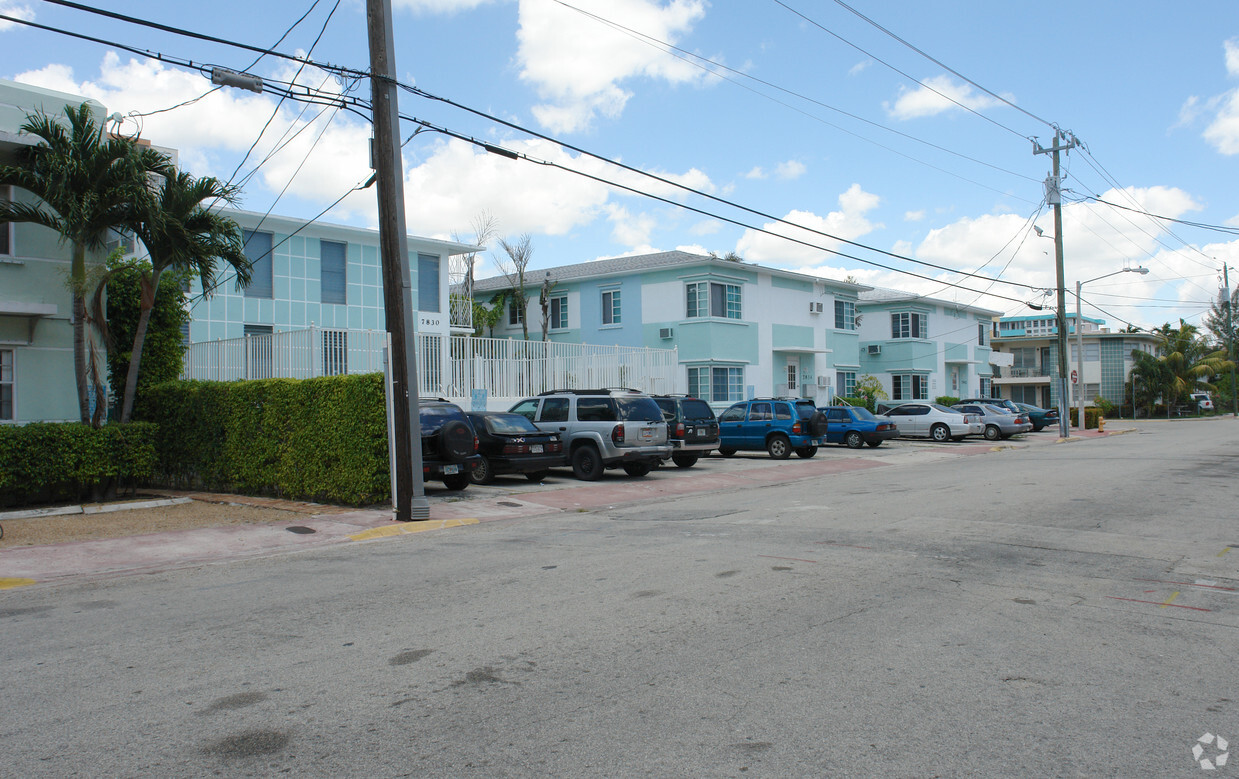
[616,397,664,422]
[483,413,539,435]
[849,407,877,421]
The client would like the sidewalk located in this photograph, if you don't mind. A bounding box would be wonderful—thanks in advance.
[0,428,1127,590]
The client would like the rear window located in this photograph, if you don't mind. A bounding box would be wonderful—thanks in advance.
[483,413,539,435]
[654,398,677,420]
[420,403,467,433]
[616,397,663,422]
[850,408,876,421]
[577,398,618,421]
[794,403,816,420]
[681,399,714,420]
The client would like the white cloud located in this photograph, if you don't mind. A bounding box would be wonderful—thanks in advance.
[848,60,871,77]
[885,74,1007,121]
[734,183,882,266]
[1226,38,1239,77]
[774,160,806,180]
[904,210,925,222]
[744,166,766,179]
[1201,40,1239,154]
[0,1,33,33]
[516,0,709,133]
[689,219,721,236]
[605,204,659,247]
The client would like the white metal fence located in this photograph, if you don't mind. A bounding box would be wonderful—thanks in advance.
[182,327,683,399]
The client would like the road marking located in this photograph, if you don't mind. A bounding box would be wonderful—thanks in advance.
[0,577,37,590]
[1160,591,1181,608]
[1135,578,1238,593]
[1219,547,1232,558]
[349,518,478,541]
[1105,596,1211,612]
[757,554,817,563]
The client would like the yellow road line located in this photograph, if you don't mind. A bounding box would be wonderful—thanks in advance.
[0,577,37,590]
[1220,547,1232,558]
[349,518,478,541]
[1160,591,1180,608]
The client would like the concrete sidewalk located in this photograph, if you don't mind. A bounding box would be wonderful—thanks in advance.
[0,427,1129,590]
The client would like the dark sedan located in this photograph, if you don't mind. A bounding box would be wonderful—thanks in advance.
[821,405,899,448]
[465,412,567,484]
[1014,402,1059,432]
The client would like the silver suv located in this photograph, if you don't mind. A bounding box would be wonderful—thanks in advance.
[509,389,671,480]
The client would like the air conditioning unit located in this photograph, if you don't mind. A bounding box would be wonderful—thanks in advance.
[867,344,882,355]
[809,301,823,314]
[816,375,831,387]
[659,327,674,339]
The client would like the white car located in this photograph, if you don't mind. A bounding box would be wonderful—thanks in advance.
[952,402,1034,440]
[1190,392,1214,412]
[880,403,984,442]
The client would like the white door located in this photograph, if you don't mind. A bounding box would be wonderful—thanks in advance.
[786,359,798,397]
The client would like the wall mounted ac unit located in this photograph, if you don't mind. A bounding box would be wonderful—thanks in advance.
[659,327,674,339]
[816,375,831,387]
[867,344,882,355]
[809,301,823,314]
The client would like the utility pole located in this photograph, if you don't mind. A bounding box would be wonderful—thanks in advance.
[1035,130,1078,438]
[368,0,429,520]
[1226,265,1237,418]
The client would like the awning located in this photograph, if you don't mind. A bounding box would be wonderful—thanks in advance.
[0,301,58,345]
[773,346,832,354]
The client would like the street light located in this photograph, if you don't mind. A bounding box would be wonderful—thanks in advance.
[1075,266,1149,430]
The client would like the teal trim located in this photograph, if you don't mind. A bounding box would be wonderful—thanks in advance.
[771,274,813,292]
[771,323,815,349]
[671,319,758,363]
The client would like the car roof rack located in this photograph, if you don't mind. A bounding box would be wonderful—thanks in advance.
[536,387,644,396]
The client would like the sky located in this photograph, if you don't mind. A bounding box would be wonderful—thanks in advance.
[1,0,1237,332]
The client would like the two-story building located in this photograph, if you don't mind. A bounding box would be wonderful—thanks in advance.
[472,251,871,407]
[989,314,1159,409]
[855,288,1000,402]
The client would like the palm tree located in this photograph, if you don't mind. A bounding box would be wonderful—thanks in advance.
[0,103,170,426]
[114,171,251,422]
[1155,320,1231,406]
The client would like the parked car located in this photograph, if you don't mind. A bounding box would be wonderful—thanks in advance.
[821,405,899,448]
[652,394,719,468]
[952,402,1034,440]
[464,412,566,484]
[957,397,1022,415]
[419,399,482,490]
[508,388,671,480]
[716,397,829,459]
[1013,402,1059,432]
[880,402,983,442]
[1190,392,1215,412]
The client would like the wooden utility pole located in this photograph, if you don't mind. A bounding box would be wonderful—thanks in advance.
[1034,130,1077,438]
[368,0,429,520]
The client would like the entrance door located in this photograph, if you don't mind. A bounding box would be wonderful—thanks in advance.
[786,358,798,397]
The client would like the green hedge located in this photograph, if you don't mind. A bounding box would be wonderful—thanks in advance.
[1067,407,1104,429]
[136,374,390,506]
[0,422,157,506]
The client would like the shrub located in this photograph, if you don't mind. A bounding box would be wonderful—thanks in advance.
[1067,407,1104,429]
[837,396,874,412]
[0,422,157,506]
[935,396,960,407]
[136,374,390,506]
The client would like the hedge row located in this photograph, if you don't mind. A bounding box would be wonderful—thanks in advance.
[0,422,157,506]
[136,374,390,506]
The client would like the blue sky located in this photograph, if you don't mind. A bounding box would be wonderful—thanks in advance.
[1,0,1237,330]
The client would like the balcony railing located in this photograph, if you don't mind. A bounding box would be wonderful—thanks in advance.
[1000,366,1052,379]
[182,327,683,400]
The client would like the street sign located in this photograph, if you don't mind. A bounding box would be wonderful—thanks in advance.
[1071,369,1078,384]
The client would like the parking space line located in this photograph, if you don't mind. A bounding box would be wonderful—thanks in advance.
[757,554,818,563]
[1160,591,1181,608]
[349,518,478,541]
[1104,595,1211,612]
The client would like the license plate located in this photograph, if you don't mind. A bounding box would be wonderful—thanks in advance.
[530,444,543,453]
[641,427,653,441]
[443,464,460,475]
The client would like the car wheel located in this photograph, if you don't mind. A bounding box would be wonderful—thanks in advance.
[672,454,698,468]
[930,424,950,443]
[439,420,475,461]
[470,454,494,485]
[866,441,882,448]
[767,434,791,460]
[717,447,737,457]
[845,431,865,449]
[795,446,817,458]
[984,425,1001,441]
[571,445,605,481]
[442,473,470,491]
[622,462,652,477]
[524,470,549,482]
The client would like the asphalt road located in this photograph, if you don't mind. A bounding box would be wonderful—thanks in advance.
[1,418,1236,777]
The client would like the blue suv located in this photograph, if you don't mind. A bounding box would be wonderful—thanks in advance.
[716,397,829,459]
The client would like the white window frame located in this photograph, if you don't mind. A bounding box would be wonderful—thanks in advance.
[891,373,929,400]
[686,281,742,319]
[549,295,568,330]
[508,301,525,326]
[687,364,744,403]
[891,312,928,339]
[834,300,856,331]
[836,371,857,397]
[601,288,621,325]
[0,347,13,421]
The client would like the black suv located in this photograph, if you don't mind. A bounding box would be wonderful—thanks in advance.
[652,394,719,468]
[419,399,481,490]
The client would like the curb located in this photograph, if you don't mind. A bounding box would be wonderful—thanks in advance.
[0,497,193,521]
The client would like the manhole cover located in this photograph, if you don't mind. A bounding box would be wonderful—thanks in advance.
[286,526,316,534]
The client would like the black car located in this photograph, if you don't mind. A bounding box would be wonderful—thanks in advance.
[465,412,567,484]
[652,394,719,468]
[419,400,482,490]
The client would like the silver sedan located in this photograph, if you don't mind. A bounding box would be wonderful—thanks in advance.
[880,402,984,442]
[952,403,1034,440]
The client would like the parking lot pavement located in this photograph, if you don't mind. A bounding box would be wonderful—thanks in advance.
[0,427,1106,589]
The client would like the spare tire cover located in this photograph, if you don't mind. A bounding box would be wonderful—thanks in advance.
[810,411,829,437]
[439,419,474,462]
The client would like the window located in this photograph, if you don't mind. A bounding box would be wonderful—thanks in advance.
[550,295,567,329]
[1085,342,1100,362]
[748,402,773,421]
[834,300,856,330]
[686,281,741,319]
[836,371,857,397]
[979,377,992,398]
[719,406,745,422]
[891,312,927,339]
[576,398,617,421]
[688,365,743,403]
[978,322,986,346]
[510,399,539,421]
[891,373,928,400]
[540,397,569,422]
[418,254,440,313]
[321,240,346,305]
[322,330,347,375]
[509,300,525,326]
[0,348,13,420]
[602,289,621,325]
[243,230,274,298]
[0,186,11,256]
